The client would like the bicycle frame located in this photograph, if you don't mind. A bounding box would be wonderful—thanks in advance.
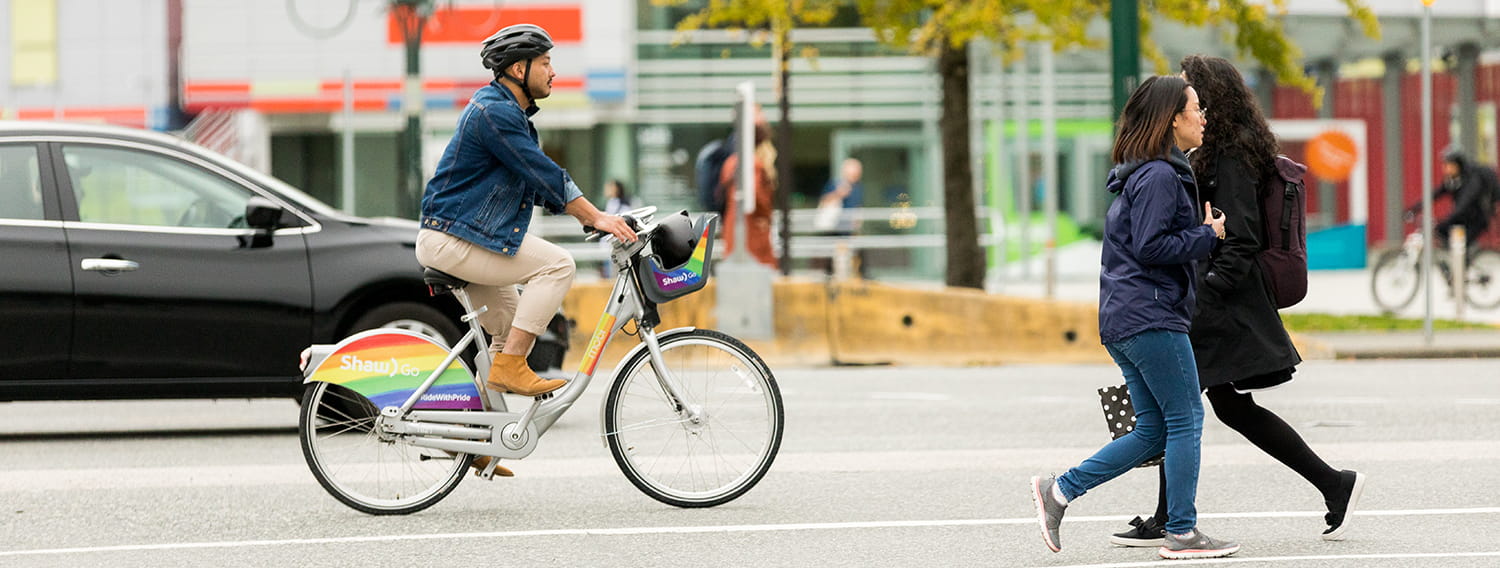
[320,230,697,463]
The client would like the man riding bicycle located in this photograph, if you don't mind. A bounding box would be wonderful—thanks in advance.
[1408,147,1500,251]
[416,24,637,414]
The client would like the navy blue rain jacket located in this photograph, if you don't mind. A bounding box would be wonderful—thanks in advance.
[1098,148,1219,344]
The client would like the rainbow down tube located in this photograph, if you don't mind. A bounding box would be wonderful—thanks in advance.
[304,330,483,410]
[646,223,712,294]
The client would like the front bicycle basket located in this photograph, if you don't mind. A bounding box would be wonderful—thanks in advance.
[635,211,719,304]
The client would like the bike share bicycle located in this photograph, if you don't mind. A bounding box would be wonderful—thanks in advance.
[296,208,784,515]
[1370,222,1500,312]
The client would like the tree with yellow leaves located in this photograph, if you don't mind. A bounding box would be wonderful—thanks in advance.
[659,0,1380,288]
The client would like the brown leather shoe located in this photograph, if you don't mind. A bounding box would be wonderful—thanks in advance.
[470,455,514,477]
[486,353,566,396]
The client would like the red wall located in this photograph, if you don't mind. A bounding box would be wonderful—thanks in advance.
[1271,67,1500,250]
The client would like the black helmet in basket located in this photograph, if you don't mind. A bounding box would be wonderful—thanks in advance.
[651,211,699,269]
[634,211,719,305]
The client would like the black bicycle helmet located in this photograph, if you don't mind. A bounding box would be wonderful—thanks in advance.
[480,24,553,102]
[1442,145,1469,168]
[651,211,699,269]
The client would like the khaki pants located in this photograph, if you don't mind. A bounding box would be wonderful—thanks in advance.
[415,229,575,355]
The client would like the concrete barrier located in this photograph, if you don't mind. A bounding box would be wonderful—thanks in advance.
[559,278,1109,370]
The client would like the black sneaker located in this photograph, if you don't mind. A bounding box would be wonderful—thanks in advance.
[1322,470,1367,541]
[1029,476,1067,553]
[1158,529,1240,560]
[1110,515,1166,547]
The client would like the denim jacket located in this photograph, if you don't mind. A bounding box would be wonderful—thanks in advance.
[419,80,584,256]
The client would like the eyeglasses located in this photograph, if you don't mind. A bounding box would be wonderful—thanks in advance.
[1182,106,1207,119]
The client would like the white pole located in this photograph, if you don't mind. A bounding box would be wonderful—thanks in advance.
[989,46,1008,289]
[1040,42,1059,299]
[1014,53,1032,280]
[341,69,356,214]
[1421,3,1435,343]
[732,81,756,262]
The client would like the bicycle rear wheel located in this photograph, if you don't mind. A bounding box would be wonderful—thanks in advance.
[1371,250,1421,313]
[604,329,783,508]
[1465,249,1500,309]
[299,381,468,515]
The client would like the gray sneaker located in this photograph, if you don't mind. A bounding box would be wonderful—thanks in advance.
[1029,476,1067,552]
[1159,529,1240,559]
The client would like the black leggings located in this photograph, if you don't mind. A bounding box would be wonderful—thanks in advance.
[1153,383,1341,522]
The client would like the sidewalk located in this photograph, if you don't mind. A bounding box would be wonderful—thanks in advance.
[992,240,1500,359]
[1296,329,1500,359]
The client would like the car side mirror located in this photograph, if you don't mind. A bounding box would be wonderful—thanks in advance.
[245,196,284,230]
[241,196,284,248]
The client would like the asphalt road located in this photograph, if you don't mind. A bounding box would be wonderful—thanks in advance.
[3,359,1499,567]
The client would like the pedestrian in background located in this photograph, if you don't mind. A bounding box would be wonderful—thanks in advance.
[603,179,634,216]
[814,157,866,278]
[1029,75,1237,560]
[718,105,778,270]
[599,179,636,277]
[1108,55,1367,548]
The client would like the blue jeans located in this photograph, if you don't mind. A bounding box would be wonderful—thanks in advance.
[1057,329,1206,534]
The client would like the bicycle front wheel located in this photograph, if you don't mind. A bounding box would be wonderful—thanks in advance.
[604,329,783,508]
[1371,250,1421,313]
[299,381,468,515]
[1466,249,1500,309]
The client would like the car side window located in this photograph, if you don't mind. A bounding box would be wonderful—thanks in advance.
[62,144,256,229]
[0,145,44,221]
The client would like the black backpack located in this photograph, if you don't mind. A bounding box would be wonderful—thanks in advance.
[694,135,735,214]
[1257,155,1309,309]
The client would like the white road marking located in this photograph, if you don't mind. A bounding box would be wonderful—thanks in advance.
[868,392,952,401]
[1034,551,1500,568]
[1456,398,1500,405]
[6,440,1500,491]
[3,507,1498,558]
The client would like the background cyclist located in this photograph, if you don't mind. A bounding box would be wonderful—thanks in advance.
[1408,147,1500,252]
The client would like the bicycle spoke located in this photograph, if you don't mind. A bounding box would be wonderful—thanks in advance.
[315,416,376,439]
[300,379,468,514]
[605,332,780,507]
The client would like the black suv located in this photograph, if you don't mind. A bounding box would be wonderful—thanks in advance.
[0,122,566,401]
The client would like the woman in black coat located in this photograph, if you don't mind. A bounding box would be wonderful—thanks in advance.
[1109,55,1366,546]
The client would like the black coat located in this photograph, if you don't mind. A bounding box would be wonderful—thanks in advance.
[1189,155,1301,389]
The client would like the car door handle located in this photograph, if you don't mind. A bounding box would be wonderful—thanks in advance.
[81,258,141,273]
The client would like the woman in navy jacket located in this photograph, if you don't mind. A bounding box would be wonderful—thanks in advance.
[1030,76,1238,560]
[1110,55,1366,549]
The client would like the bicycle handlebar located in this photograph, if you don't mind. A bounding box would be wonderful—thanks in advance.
[583,206,660,243]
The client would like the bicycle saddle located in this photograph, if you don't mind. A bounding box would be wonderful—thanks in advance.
[422,267,469,296]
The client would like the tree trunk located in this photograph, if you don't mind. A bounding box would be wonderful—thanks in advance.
[938,41,985,289]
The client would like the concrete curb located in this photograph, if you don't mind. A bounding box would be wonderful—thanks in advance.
[560,279,1500,368]
[561,278,1110,369]
[1296,330,1500,360]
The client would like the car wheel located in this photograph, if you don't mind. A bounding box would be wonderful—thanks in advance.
[347,302,462,347]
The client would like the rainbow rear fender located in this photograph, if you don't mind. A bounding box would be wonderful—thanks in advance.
[302,329,483,410]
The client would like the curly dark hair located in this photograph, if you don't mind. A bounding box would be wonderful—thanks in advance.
[1180,55,1279,183]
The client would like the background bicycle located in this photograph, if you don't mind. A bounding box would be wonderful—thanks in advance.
[1370,224,1500,313]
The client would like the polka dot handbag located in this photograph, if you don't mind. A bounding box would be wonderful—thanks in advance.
[1097,384,1164,468]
